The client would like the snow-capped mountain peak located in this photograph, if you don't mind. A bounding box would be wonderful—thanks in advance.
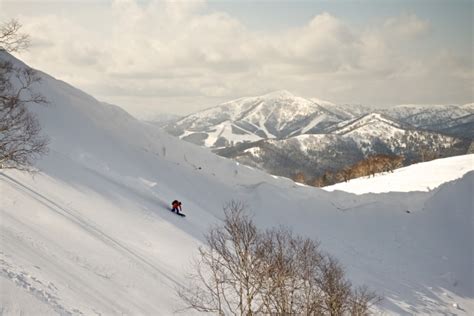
[260,89,296,99]
[168,91,343,147]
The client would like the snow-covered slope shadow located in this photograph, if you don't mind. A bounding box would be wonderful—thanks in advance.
[0,51,472,314]
[347,172,473,314]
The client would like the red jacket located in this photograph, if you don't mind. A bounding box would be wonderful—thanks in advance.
[172,201,181,208]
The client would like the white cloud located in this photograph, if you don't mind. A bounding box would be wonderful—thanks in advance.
[384,13,430,39]
[3,0,471,117]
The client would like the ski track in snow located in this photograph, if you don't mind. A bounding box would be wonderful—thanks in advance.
[1,172,181,287]
[1,171,187,315]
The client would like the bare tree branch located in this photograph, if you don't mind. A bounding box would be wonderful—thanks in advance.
[178,201,381,315]
[0,19,30,53]
[0,20,49,171]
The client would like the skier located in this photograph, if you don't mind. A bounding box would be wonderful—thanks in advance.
[171,200,182,214]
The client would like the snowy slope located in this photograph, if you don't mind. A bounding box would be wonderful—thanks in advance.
[383,104,472,129]
[1,52,473,315]
[331,113,406,135]
[329,113,461,154]
[381,104,474,139]
[324,154,474,194]
[316,102,373,120]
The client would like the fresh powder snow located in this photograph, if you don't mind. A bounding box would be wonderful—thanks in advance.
[1,52,473,315]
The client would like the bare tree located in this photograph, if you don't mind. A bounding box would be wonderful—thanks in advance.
[260,227,325,315]
[349,286,381,316]
[178,201,380,315]
[388,155,404,172]
[317,255,352,315]
[177,201,270,315]
[0,19,30,53]
[260,227,300,314]
[0,19,48,171]
[293,171,306,184]
[337,166,354,183]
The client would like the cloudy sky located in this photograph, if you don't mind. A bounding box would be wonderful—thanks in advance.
[1,0,472,118]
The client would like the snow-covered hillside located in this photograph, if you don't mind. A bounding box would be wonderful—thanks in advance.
[380,104,474,139]
[331,113,406,135]
[218,113,466,184]
[330,113,460,154]
[324,154,474,194]
[1,52,473,315]
[383,104,473,129]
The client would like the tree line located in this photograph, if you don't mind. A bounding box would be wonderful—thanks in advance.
[292,154,404,187]
[314,154,404,187]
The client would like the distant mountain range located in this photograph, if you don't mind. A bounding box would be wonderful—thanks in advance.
[166,90,342,145]
[164,91,473,183]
